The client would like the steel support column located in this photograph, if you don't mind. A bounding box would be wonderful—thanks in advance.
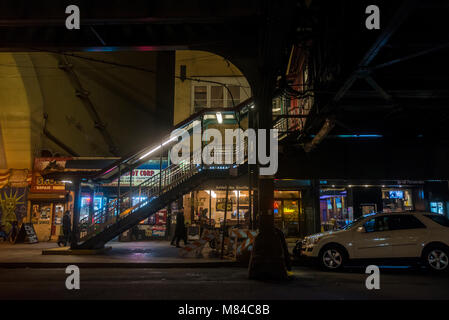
[88,184,95,225]
[70,178,81,249]
[248,0,289,280]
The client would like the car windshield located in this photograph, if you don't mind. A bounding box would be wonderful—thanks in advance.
[340,216,366,230]
[338,212,378,230]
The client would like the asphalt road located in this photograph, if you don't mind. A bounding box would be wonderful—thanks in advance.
[0,266,448,300]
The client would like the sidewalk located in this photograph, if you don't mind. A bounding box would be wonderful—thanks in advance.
[0,241,238,268]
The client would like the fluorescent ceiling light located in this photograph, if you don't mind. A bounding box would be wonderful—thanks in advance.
[61,180,72,184]
[216,112,223,124]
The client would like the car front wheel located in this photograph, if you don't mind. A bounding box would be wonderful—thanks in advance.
[424,246,449,273]
[319,245,346,271]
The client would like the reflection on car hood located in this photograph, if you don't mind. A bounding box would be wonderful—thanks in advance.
[306,229,347,239]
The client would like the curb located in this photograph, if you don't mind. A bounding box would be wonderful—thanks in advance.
[42,247,112,255]
[0,261,241,269]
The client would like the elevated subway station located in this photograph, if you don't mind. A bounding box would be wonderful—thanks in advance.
[0,0,448,279]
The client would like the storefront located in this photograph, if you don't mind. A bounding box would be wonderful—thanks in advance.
[120,207,169,241]
[317,180,427,232]
[80,193,107,222]
[382,188,414,212]
[85,158,172,241]
[29,158,70,241]
[274,190,301,237]
[320,188,350,231]
[180,180,306,238]
[28,193,67,241]
[183,189,252,229]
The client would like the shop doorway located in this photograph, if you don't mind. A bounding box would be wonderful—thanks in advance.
[31,201,65,241]
[319,188,349,231]
[274,190,301,237]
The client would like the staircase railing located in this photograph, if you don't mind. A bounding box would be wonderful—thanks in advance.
[78,141,248,242]
[77,95,305,243]
[94,94,303,184]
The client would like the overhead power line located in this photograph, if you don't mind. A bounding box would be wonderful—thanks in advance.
[26,48,250,106]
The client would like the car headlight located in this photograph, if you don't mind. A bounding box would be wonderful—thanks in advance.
[310,237,322,245]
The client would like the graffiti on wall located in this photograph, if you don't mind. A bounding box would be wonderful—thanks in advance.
[0,187,27,234]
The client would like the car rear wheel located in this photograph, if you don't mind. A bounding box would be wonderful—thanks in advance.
[424,246,449,273]
[319,245,346,271]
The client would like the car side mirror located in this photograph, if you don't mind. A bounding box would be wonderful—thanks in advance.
[356,226,365,233]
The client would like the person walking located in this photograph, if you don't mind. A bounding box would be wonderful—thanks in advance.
[170,207,188,247]
[60,210,72,246]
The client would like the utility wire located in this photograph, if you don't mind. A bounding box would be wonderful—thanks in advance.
[27,48,247,105]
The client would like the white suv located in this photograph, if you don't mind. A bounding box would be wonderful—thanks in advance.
[301,212,449,272]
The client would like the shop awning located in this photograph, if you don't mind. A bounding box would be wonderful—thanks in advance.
[28,193,67,201]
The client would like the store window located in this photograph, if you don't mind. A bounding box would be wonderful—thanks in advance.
[31,202,66,240]
[192,85,241,112]
[382,188,413,212]
[211,86,224,107]
[184,189,252,229]
[430,201,444,214]
[274,190,301,237]
[53,204,64,235]
[319,188,349,231]
[193,86,207,109]
[80,196,106,221]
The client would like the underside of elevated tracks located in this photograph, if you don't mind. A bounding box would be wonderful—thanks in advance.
[0,0,448,280]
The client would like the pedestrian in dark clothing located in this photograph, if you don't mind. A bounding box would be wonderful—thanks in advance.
[170,207,188,247]
[131,225,140,241]
[61,211,72,245]
[274,227,292,271]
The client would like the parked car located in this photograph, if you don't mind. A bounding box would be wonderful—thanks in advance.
[300,211,449,272]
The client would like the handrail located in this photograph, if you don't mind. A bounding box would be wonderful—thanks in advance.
[93,97,255,181]
[77,93,307,242]
[78,141,248,241]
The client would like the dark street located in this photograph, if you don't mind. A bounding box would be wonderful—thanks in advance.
[0,0,448,309]
[1,266,448,300]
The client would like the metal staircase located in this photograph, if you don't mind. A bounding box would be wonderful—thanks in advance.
[75,94,306,249]
[77,162,240,249]
[77,141,248,249]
